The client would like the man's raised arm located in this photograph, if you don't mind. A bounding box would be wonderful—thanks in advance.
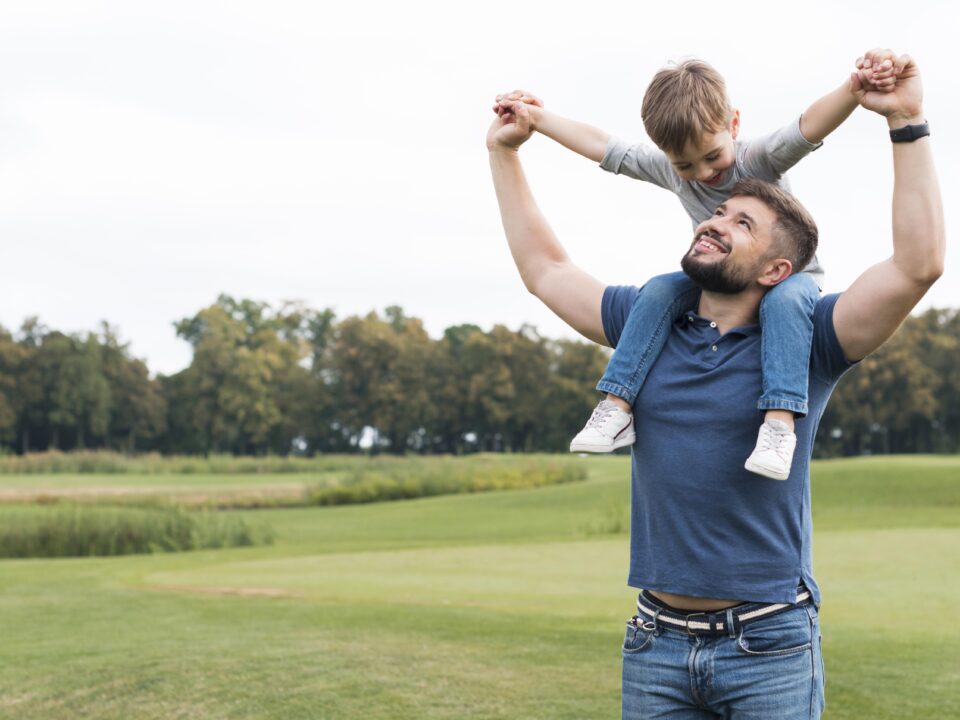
[488,98,609,346]
[833,52,945,361]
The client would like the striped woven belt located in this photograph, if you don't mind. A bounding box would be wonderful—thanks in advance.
[634,588,812,636]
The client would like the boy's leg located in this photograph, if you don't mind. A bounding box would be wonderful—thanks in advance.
[745,273,820,479]
[571,272,698,453]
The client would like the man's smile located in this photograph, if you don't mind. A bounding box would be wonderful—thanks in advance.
[693,232,729,255]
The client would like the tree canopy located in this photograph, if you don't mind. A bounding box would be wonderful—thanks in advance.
[1,298,957,456]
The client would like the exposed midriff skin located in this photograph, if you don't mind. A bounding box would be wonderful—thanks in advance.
[649,590,743,612]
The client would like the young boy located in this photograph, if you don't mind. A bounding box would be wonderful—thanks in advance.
[495,54,898,480]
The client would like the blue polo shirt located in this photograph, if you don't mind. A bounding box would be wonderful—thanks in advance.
[602,287,856,604]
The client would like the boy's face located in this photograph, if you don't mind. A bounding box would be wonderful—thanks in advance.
[665,111,740,186]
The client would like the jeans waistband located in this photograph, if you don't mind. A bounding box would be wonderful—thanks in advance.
[635,588,812,636]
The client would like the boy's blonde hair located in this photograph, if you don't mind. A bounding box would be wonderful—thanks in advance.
[641,59,732,156]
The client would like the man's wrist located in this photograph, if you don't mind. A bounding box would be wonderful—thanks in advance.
[887,111,925,130]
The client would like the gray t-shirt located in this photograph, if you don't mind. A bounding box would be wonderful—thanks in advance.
[600,117,823,278]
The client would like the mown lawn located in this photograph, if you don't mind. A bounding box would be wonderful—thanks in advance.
[0,455,957,719]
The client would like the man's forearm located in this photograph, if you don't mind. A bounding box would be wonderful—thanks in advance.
[799,82,859,144]
[487,144,607,345]
[530,106,610,164]
[489,148,570,293]
[889,114,945,283]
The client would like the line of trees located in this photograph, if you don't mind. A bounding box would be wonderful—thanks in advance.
[0,296,957,456]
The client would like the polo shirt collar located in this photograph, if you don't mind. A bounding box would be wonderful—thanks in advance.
[678,311,761,338]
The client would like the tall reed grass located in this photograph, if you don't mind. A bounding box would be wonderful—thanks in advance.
[0,504,273,558]
[0,450,366,475]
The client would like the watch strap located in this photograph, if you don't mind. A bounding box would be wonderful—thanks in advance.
[889,122,930,143]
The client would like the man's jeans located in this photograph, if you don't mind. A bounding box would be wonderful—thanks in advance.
[597,271,820,416]
[621,604,825,719]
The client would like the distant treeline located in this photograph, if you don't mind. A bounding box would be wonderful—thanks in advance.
[0,296,958,457]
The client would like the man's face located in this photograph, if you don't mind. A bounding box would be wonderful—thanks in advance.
[680,196,779,294]
[665,112,739,186]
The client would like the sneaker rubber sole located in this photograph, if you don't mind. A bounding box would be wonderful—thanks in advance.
[743,456,790,481]
[569,431,636,454]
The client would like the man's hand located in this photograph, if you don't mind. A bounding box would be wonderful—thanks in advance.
[852,50,922,125]
[486,98,537,152]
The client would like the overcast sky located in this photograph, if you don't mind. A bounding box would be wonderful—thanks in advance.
[0,1,955,375]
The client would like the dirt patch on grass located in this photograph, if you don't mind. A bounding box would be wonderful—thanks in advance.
[144,583,302,599]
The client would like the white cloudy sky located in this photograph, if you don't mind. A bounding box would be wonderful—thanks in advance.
[0,1,955,375]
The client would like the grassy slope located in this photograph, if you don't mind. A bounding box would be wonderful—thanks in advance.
[0,456,957,719]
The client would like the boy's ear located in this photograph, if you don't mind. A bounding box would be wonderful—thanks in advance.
[757,257,793,287]
[729,109,741,140]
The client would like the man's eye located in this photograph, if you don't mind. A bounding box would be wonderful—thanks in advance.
[739,219,750,228]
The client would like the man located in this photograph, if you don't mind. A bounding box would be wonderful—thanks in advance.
[487,52,942,719]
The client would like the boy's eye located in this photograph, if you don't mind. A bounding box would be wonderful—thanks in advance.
[706,153,720,161]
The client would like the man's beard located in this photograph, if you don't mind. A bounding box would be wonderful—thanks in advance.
[680,249,753,294]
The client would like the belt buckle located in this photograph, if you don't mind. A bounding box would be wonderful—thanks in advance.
[684,612,710,635]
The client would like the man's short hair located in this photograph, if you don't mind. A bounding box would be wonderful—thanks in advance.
[730,178,819,272]
[641,59,731,156]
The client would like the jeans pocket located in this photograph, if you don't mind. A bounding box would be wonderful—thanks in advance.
[622,618,655,654]
[736,609,812,657]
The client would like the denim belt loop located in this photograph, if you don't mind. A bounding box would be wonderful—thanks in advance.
[725,608,736,638]
[650,607,662,636]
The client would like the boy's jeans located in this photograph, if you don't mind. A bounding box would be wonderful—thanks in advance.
[621,603,825,719]
[597,271,820,416]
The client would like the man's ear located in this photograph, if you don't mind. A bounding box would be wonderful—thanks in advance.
[728,109,741,140]
[757,258,793,287]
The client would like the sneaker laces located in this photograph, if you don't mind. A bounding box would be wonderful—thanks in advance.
[586,400,620,428]
[756,421,792,456]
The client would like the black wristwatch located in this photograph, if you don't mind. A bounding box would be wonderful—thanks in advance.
[889,122,930,143]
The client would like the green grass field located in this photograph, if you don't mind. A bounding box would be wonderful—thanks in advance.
[1,456,958,719]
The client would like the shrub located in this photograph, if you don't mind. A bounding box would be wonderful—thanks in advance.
[307,456,586,506]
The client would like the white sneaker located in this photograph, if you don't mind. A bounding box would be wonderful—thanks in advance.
[744,419,797,480]
[569,400,635,453]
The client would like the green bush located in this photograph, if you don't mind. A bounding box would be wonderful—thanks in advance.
[307,456,586,506]
[0,505,273,558]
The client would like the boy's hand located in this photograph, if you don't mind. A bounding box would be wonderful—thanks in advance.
[851,53,923,125]
[492,90,544,118]
[854,48,905,93]
[487,98,536,152]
